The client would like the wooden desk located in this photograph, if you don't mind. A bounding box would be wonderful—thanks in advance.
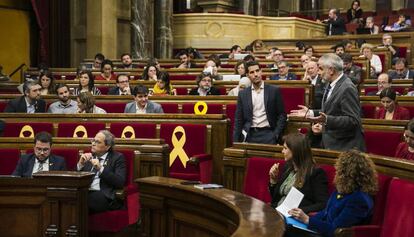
[0,171,93,237]
[136,176,285,237]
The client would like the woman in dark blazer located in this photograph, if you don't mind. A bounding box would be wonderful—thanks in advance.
[268,133,329,213]
[288,150,378,237]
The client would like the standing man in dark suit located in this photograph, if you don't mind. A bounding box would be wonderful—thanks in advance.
[12,132,66,177]
[108,74,131,95]
[322,9,346,35]
[233,61,287,144]
[4,80,46,113]
[290,53,365,151]
[77,130,126,213]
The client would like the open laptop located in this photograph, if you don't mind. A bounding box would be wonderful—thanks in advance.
[222,74,241,81]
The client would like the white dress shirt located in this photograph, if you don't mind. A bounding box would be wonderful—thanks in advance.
[32,157,50,174]
[251,81,270,128]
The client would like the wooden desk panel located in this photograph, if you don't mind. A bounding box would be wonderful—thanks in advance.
[136,176,285,237]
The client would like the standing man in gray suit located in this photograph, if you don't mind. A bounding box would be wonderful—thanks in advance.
[233,61,286,144]
[290,53,365,151]
[124,85,164,114]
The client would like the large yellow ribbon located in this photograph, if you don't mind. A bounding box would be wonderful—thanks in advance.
[194,101,208,115]
[169,126,189,168]
[19,125,34,138]
[121,126,136,139]
[73,125,88,138]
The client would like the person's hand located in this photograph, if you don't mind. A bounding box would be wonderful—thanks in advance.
[171,88,177,95]
[308,112,327,124]
[288,208,309,224]
[269,163,279,184]
[289,105,309,118]
[178,63,187,69]
[122,87,131,95]
[79,152,93,166]
[90,158,102,170]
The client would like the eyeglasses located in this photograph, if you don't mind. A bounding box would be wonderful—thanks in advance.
[377,81,389,85]
[35,147,50,153]
[118,80,129,84]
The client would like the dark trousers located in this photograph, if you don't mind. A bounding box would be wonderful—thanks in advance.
[284,225,323,237]
[246,127,276,144]
[88,191,123,214]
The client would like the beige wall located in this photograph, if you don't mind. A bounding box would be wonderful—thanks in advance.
[0,0,30,81]
[173,13,325,49]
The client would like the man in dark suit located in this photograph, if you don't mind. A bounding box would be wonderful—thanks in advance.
[4,80,46,113]
[119,53,137,69]
[303,61,327,110]
[234,61,287,144]
[108,74,131,95]
[12,132,66,177]
[188,72,221,96]
[323,9,346,35]
[175,50,197,69]
[290,53,365,151]
[388,57,414,80]
[77,130,126,213]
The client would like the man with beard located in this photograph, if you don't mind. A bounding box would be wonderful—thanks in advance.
[119,53,137,69]
[233,61,286,144]
[4,80,46,113]
[290,53,365,151]
[189,72,221,96]
[48,84,78,113]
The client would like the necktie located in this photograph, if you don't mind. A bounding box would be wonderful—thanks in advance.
[91,157,103,173]
[322,84,332,104]
[37,159,46,172]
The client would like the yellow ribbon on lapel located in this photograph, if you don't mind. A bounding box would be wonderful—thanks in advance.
[121,126,136,139]
[19,125,34,138]
[73,125,88,138]
[169,126,189,168]
[194,101,208,115]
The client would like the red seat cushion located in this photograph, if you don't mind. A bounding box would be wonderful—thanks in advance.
[318,164,336,195]
[110,123,156,139]
[243,157,285,203]
[175,88,188,95]
[381,178,414,237]
[96,86,109,95]
[361,104,379,118]
[159,103,179,113]
[160,124,209,182]
[169,74,197,80]
[0,148,20,175]
[57,122,106,138]
[51,148,80,171]
[3,122,54,137]
[95,102,125,113]
[371,174,392,225]
[181,103,223,114]
[364,130,403,157]
[280,87,306,113]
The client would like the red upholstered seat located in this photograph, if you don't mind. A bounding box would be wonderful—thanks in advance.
[159,103,179,113]
[225,103,237,143]
[51,148,80,171]
[243,157,285,203]
[350,175,393,237]
[0,148,20,175]
[175,87,188,95]
[96,86,109,95]
[318,164,336,195]
[364,129,403,157]
[3,122,54,137]
[181,103,223,114]
[160,123,212,183]
[279,87,306,113]
[377,54,385,73]
[361,104,379,118]
[95,102,125,113]
[110,123,156,139]
[364,86,405,95]
[169,74,197,80]
[89,149,139,233]
[380,178,414,237]
[57,122,106,138]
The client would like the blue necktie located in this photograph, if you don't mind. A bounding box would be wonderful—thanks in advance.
[323,84,332,104]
